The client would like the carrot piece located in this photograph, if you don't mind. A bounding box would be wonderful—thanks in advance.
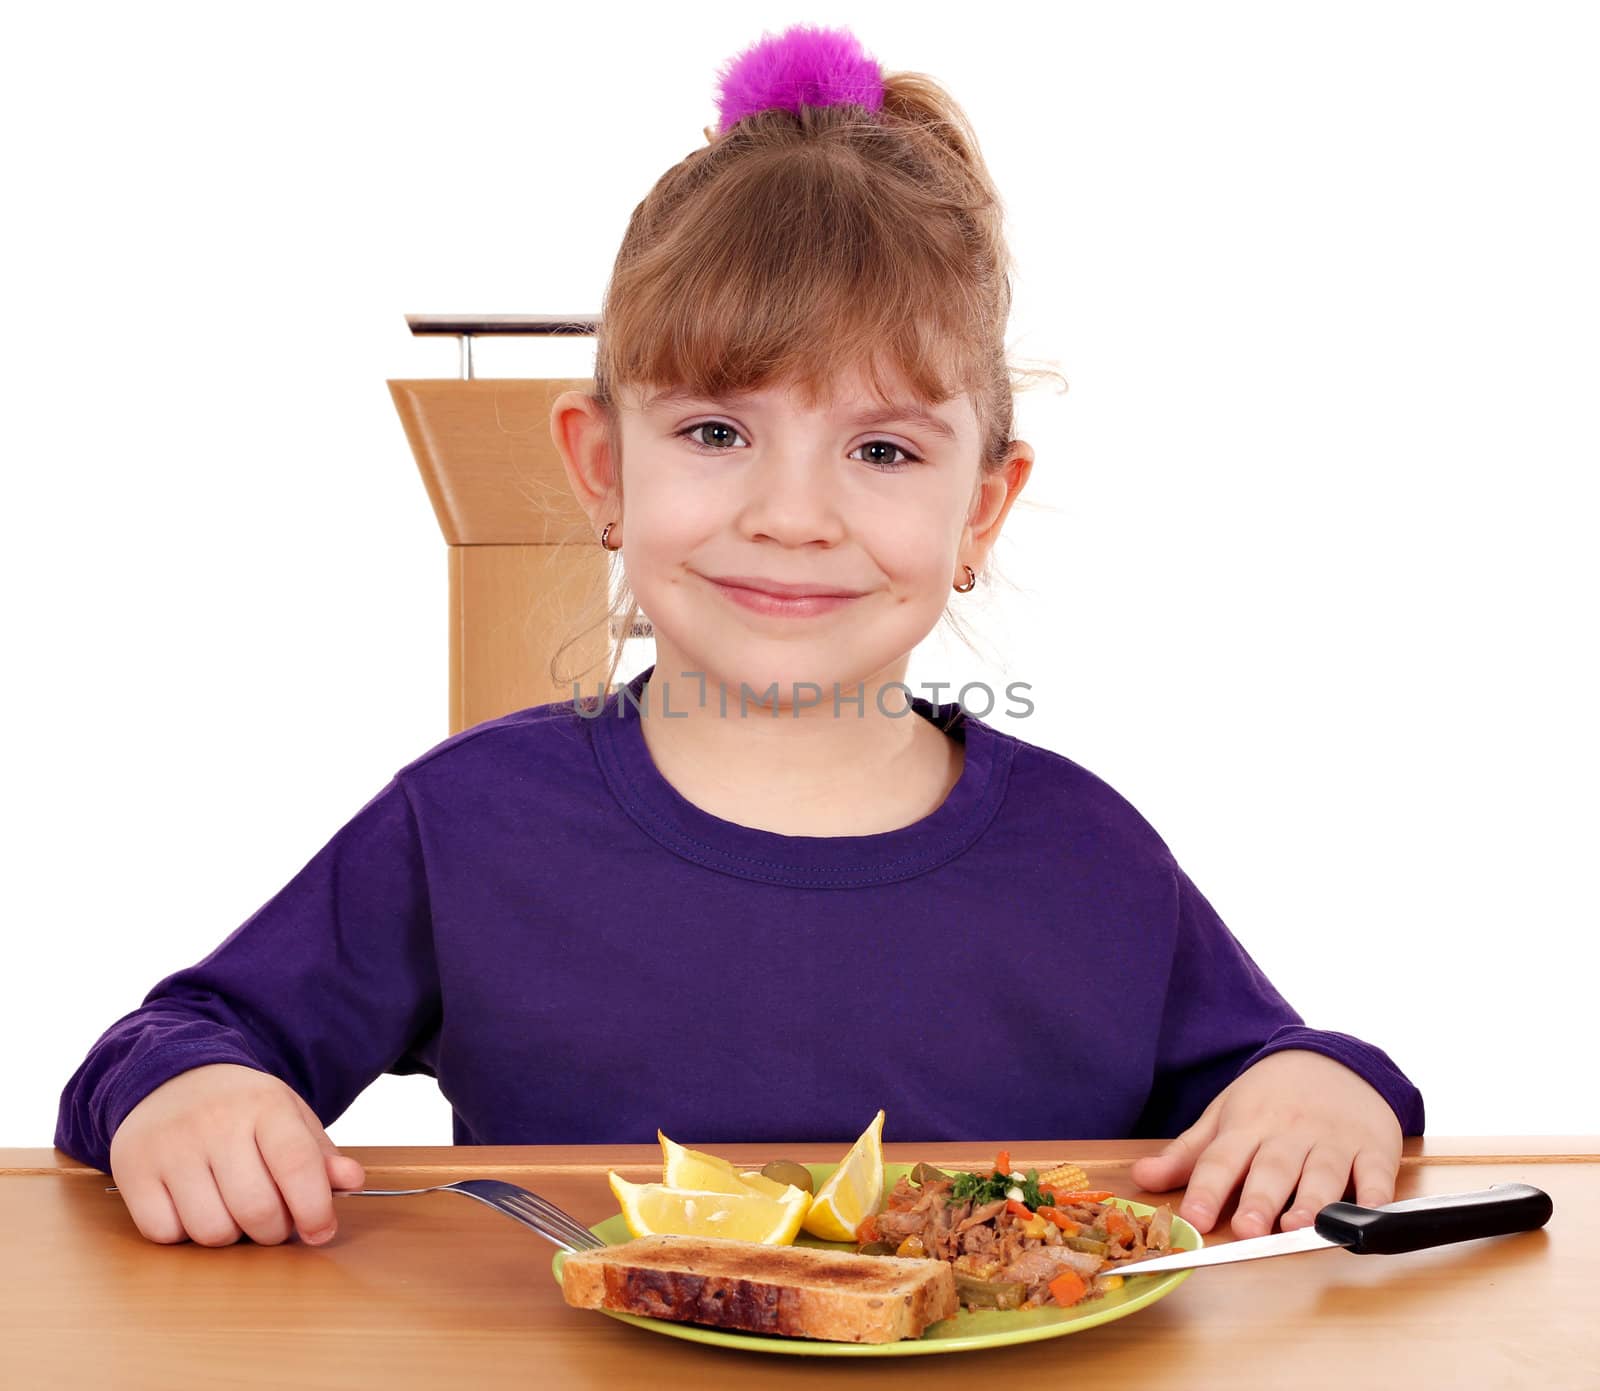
[1104,1209,1135,1241]
[1004,1199,1033,1220]
[1047,1189,1114,1203]
[1041,1207,1080,1234]
[857,1214,880,1243]
[1048,1271,1088,1307]
[995,1149,1011,1176]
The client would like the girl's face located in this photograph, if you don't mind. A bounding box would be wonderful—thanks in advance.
[604,365,1025,706]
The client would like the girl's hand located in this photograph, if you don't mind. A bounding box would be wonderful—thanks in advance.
[1128,1049,1402,1240]
[108,1062,366,1247]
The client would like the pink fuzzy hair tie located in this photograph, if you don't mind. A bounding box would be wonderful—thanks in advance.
[713,23,885,136]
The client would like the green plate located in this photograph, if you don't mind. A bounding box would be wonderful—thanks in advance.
[550,1162,1200,1356]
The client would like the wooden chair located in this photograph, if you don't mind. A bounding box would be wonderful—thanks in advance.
[388,314,647,733]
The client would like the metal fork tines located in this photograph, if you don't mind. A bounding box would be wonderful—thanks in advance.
[337,1178,607,1252]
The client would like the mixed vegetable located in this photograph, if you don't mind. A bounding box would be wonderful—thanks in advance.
[855,1151,1175,1311]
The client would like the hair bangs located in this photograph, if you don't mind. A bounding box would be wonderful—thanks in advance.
[599,145,990,417]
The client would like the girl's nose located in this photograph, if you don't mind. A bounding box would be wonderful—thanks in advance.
[736,451,847,546]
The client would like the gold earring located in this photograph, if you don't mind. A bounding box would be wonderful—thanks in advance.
[953,564,976,593]
[600,522,622,552]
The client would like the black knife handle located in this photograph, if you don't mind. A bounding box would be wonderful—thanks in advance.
[1313,1182,1553,1254]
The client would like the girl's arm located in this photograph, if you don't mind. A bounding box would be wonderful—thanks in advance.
[1127,862,1423,1238]
[54,775,442,1174]
[1130,1046,1405,1239]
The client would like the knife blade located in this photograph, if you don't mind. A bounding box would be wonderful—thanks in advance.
[1109,1182,1552,1278]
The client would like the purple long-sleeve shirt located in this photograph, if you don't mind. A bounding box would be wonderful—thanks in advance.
[56,663,1424,1173]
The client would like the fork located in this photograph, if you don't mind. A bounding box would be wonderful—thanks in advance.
[105,1178,608,1253]
[336,1179,608,1253]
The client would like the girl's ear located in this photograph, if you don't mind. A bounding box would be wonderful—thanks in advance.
[965,443,1035,550]
[550,390,621,525]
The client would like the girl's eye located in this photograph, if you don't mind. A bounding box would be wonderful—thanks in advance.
[674,421,921,471]
[853,440,919,472]
[678,421,746,451]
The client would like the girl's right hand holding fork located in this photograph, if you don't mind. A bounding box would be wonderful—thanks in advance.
[108,1063,366,1247]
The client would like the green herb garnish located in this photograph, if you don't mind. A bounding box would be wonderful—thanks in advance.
[947,1165,1054,1209]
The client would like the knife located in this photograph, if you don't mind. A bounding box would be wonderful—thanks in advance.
[1110,1183,1552,1278]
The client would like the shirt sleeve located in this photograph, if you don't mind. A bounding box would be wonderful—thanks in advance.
[54,775,442,1173]
[1132,861,1426,1139]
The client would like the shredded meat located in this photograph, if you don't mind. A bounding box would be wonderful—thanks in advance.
[957,1199,1006,1233]
[924,1194,965,1262]
[1147,1205,1174,1252]
[959,1223,997,1258]
[859,1169,1172,1312]
[874,1210,928,1241]
[1000,1246,1103,1284]
[996,1222,1026,1267]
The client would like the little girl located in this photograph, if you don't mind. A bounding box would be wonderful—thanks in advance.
[56,23,1422,1254]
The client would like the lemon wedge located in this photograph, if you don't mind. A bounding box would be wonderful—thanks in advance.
[657,1131,804,1201]
[737,1170,795,1199]
[800,1109,885,1242]
[609,1173,810,1244]
[658,1131,758,1194]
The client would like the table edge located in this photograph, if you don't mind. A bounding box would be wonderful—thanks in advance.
[7,1136,1598,1177]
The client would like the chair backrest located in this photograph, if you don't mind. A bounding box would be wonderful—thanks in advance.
[388,315,622,733]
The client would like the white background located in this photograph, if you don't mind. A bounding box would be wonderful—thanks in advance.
[4,1,1595,1151]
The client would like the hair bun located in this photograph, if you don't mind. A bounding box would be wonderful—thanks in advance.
[713,23,884,136]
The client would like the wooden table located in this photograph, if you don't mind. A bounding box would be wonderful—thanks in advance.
[4,1138,1594,1389]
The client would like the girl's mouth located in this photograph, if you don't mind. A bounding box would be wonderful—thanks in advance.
[706,577,862,618]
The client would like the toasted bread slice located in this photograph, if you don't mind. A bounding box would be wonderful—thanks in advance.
[561,1234,958,1343]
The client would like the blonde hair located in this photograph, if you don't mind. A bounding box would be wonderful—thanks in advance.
[550,68,1066,698]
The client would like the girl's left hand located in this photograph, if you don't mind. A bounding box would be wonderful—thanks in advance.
[1127,1049,1403,1239]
